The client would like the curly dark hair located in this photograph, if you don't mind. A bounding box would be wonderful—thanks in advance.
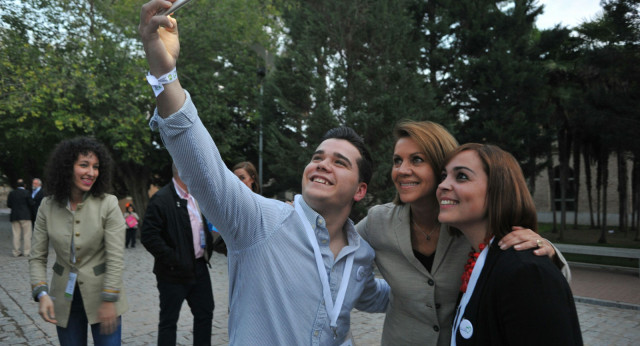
[44,137,114,205]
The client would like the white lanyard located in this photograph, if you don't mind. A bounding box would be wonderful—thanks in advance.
[451,237,493,346]
[294,195,354,333]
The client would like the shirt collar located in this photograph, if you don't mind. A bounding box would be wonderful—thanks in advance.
[172,178,189,199]
[297,195,359,247]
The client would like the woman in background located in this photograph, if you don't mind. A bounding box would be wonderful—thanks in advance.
[232,161,261,194]
[29,137,128,345]
[438,143,581,345]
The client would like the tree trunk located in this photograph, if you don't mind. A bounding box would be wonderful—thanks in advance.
[527,147,537,194]
[617,150,628,234]
[583,149,595,228]
[596,150,602,228]
[633,153,640,240]
[118,163,152,229]
[557,126,571,238]
[572,139,581,228]
[598,148,608,244]
[547,147,558,233]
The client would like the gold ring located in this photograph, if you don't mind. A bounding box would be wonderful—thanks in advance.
[536,239,543,248]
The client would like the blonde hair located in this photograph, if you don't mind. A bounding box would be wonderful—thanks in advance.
[392,120,458,205]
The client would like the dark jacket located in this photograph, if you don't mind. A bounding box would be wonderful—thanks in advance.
[141,183,214,284]
[453,242,582,345]
[7,188,33,222]
[31,188,44,222]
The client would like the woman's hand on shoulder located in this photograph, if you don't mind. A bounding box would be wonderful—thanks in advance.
[38,295,57,324]
[498,226,556,258]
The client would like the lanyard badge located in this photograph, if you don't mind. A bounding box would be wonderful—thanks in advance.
[64,267,78,301]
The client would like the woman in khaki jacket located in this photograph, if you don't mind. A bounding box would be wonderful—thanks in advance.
[29,137,128,345]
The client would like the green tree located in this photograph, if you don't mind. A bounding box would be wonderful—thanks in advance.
[268,0,446,214]
[452,1,550,171]
[575,0,640,242]
[1,0,280,215]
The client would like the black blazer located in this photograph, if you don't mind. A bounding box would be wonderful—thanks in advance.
[31,189,44,222]
[140,183,214,284]
[453,242,583,345]
[7,188,33,222]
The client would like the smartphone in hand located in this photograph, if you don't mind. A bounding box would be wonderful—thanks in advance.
[156,0,196,16]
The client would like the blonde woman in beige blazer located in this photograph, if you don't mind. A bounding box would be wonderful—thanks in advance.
[29,137,128,345]
[356,121,568,346]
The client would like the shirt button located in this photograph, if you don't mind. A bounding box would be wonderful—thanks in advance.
[433,325,440,332]
[321,239,327,244]
[428,279,434,286]
[314,331,319,336]
[75,220,80,224]
[435,303,441,309]
[75,233,80,237]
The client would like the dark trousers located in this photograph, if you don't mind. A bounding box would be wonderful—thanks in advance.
[157,258,214,346]
[56,287,122,346]
[125,228,136,248]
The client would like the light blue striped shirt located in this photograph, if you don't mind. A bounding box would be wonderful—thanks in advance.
[150,90,389,345]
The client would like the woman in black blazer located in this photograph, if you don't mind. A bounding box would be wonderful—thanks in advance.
[437,143,582,345]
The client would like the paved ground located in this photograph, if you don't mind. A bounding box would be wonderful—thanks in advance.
[1,212,638,345]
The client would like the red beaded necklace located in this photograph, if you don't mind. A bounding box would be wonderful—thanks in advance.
[460,243,487,293]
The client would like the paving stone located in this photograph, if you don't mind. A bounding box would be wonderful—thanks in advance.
[1,214,639,344]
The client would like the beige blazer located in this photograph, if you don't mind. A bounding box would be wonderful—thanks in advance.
[357,203,469,346]
[29,194,128,328]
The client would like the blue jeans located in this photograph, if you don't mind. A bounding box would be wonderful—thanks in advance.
[56,287,122,346]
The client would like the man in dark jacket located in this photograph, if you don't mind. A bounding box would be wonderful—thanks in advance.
[141,164,215,346]
[30,178,44,224]
[7,179,34,257]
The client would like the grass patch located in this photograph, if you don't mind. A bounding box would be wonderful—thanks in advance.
[537,223,640,269]
[563,254,638,268]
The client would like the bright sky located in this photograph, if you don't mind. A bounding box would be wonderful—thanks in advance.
[536,0,603,29]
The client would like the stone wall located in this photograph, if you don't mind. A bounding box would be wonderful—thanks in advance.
[531,152,633,224]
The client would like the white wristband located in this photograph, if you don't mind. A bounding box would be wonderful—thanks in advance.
[37,291,48,300]
[146,68,178,97]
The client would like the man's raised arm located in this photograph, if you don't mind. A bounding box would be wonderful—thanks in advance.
[139,0,186,117]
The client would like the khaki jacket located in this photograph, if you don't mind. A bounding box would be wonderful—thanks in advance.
[357,203,469,346]
[29,194,128,328]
